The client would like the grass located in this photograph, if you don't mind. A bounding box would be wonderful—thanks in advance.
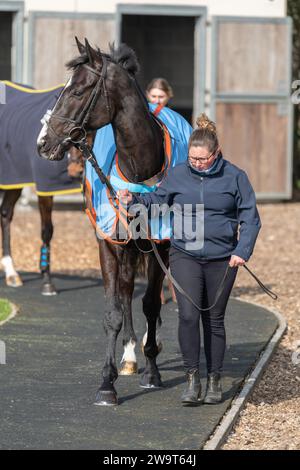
[0,298,12,323]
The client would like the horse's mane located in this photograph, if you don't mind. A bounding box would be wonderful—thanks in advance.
[66,42,140,76]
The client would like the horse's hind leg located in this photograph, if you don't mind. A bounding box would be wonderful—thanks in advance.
[38,195,57,295]
[0,189,23,287]
[140,244,169,389]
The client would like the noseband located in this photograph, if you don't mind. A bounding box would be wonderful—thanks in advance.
[47,54,111,145]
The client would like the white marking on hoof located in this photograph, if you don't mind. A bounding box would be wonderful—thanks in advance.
[119,361,138,375]
[6,274,23,288]
[1,257,22,287]
[121,339,137,364]
[120,340,138,374]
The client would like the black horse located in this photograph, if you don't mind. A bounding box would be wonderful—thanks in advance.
[0,81,81,295]
[37,38,188,405]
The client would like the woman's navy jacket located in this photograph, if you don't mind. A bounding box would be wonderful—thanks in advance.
[130,156,261,261]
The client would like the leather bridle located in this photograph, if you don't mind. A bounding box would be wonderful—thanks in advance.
[46,54,111,146]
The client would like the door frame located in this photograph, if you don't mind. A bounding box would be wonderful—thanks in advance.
[211,16,293,200]
[116,3,207,122]
[0,1,24,82]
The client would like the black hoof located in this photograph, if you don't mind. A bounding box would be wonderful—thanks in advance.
[42,283,57,296]
[139,374,163,389]
[94,389,118,406]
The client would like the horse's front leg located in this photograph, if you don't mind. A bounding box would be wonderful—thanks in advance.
[95,241,125,406]
[140,244,169,389]
[0,189,23,287]
[119,243,139,376]
[38,196,56,295]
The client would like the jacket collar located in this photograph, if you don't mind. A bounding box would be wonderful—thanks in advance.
[187,153,224,177]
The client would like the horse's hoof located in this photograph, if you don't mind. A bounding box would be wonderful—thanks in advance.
[94,389,118,406]
[6,274,23,288]
[119,361,138,375]
[42,283,57,296]
[140,383,163,389]
[139,375,163,389]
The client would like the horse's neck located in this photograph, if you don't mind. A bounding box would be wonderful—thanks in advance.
[112,96,164,183]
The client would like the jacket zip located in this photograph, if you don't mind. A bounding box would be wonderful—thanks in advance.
[199,176,205,257]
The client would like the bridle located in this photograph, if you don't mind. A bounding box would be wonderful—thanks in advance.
[46,54,111,146]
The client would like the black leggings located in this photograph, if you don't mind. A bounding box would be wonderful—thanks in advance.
[169,246,238,374]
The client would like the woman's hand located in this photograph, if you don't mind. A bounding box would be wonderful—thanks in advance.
[117,189,133,204]
[229,255,246,267]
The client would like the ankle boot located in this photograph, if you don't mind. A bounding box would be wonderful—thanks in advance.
[203,372,222,404]
[181,370,201,406]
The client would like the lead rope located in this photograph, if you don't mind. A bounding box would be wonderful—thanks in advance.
[150,240,278,311]
[150,239,231,311]
[243,264,277,300]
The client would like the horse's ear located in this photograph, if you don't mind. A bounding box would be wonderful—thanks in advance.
[75,36,85,55]
[84,38,100,66]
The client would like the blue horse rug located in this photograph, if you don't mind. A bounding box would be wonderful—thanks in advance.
[85,103,193,242]
[0,81,82,196]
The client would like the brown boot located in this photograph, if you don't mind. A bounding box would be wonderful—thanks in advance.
[181,370,201,406]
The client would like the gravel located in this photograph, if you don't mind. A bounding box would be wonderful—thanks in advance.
[3,201,300,450]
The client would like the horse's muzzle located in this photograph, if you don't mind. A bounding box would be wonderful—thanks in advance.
[37,139,68,161]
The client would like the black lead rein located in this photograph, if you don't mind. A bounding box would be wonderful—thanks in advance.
[72,137,119,211]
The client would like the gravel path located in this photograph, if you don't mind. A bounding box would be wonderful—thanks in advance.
[2,201,300,450]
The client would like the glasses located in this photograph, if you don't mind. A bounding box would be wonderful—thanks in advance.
[188,151,216,164]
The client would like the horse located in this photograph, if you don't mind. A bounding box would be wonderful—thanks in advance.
[0,81,82,295]
[37,38,192,405]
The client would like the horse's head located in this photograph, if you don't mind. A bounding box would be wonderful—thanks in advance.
[37,38,139,161]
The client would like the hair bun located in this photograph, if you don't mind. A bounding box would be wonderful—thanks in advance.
[196,113,217,134]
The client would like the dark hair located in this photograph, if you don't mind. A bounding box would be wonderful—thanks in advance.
[188,113,219,153]
[146,78,174,99]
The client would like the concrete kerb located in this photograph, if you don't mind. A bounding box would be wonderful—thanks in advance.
[0,301,19,327]
[203,298,287,450]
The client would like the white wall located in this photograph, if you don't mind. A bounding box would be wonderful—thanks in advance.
[21,0,286,18]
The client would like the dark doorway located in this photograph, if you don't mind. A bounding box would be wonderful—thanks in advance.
[121,14,195,123]
[0,12,13,80]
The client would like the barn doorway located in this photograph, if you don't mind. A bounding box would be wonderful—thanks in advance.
[121,14,195,123]
[0,12,13,80]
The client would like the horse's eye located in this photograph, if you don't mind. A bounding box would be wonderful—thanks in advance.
[71,90,83,98]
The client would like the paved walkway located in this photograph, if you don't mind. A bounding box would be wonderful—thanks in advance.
[0,272,278,450]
